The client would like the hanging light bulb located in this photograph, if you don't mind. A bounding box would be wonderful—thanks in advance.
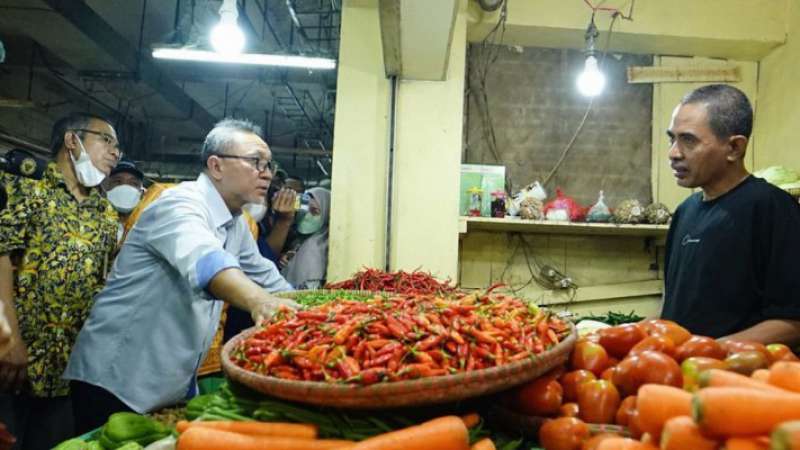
[211,0,245,54]
[576,16,605,97]
[577,55,605,97]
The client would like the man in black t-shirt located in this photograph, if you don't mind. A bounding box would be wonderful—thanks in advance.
[661,84,800,344]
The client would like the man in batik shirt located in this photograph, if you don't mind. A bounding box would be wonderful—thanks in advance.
[0,113,120,449]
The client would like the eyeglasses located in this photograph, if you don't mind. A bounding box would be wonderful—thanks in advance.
[215,154,276,173]
[72,129,123,157]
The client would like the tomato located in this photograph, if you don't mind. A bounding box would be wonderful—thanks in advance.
[627,407,643,439]
[612,350,682,397]
[638,319,691,346]
[581,333,602,345]
[560,370,597,402]
[615,395,637,426]
[570,341,610,376]
[539,417,591,450]
[725,350,769,375]
[767,343,799,364]
[598,324,647,359]
[600,366,615,382]
[721,340,770,360]
[514,376,563,416]
[629,335,676,358]
[559,402,580,417]
[577,379,620,424]
[680,356,727,391]
[581,433,621,450]
[674,335,727,362]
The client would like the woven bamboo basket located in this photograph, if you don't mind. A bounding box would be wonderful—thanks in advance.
[222,305,577,409]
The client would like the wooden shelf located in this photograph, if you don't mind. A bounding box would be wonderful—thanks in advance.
[459,217,670,238]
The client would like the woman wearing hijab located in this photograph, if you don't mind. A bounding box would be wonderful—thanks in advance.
[282,187,330,289]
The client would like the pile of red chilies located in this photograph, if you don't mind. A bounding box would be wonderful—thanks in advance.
[324,268,457,295]
[231,293,570,385]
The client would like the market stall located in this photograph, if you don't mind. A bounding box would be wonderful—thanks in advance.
[52,267,800,450]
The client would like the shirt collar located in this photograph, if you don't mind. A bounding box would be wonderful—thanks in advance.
[45,162,108,209]
[196,172,235,230]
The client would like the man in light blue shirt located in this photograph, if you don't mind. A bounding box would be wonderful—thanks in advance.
[64,119,296,433]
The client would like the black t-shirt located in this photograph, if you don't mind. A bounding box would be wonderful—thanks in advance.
[662,176,800,337]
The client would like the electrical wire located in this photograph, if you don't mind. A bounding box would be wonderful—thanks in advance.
[468,0,507,164]
[541,0,633,187]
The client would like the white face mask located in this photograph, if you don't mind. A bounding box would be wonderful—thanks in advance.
[107,185,142,214]
[70,135,107,187]
[243,202,267,222]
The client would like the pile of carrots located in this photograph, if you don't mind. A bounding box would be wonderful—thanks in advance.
[540,363,800,450]
[527,317,800,449]
[174,413,495,450]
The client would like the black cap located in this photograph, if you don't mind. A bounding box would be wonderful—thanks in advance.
[1,148,46,180]
[110,159,144,180]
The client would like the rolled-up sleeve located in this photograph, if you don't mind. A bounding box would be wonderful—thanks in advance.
[235,220,293,293]
[141,196,240,292]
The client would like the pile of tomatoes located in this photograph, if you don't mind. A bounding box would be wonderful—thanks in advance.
[500,319,799,450]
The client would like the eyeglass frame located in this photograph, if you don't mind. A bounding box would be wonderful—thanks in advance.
[71,128,123,158]
[214,154,276,173]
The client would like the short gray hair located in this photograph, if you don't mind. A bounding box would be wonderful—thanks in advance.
[681,84,753,140]
[200,118,263,168]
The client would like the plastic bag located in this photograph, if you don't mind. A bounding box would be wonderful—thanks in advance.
[509,181,548,216]
[519,197,544,220]
[613,199,645,224]
[586,190,612,223]
[644,202,671,224]
[543,188,583,222]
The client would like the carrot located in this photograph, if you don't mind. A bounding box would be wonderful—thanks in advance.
[580,433,620,450]
[595,437,657,450]
[175,420,317,439]
[176,427,353,450]
[470,438,495,450]
[461,413,480,429]
[693,387,800,436]
[635,384,692,438]
[751,369,771,382]
[771,420,800,450]
[698,368,787,392]
[344,416,469,450]
[769,362,800,393]
[724,436,769,450]
[659,415,719,450]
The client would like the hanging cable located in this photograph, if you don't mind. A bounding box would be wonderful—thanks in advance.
[542,1,631,187]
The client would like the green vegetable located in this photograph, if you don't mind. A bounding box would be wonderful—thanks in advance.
[290,291,372,307]
[53,438,89,450]
[99,413,170,449]
[113,443,143,450]
[577,311,644,326]
[754,166,799,186]
[87,441,104,450]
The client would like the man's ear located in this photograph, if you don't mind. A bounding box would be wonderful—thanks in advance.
[726,135,748,162]
[206,155,224,181]
[64,131,77,152]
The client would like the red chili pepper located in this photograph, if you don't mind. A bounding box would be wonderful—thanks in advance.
[417,335,443,351]
[358,367,387,385]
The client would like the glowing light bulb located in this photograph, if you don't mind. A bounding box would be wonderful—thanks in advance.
[577,55,605,97]
[211,20,245,54]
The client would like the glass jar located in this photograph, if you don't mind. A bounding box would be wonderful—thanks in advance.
[491,190,506,218]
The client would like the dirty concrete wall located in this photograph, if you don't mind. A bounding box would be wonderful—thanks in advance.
[465,44,653,208]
